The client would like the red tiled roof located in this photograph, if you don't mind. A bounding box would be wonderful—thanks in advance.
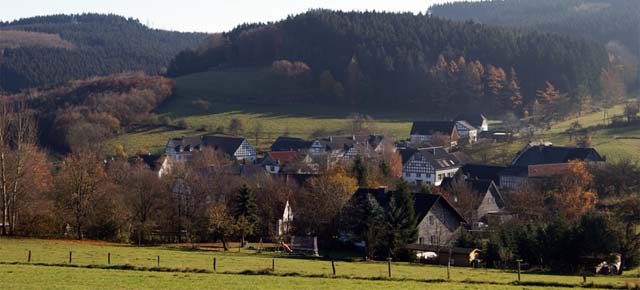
[267,151,299,164]
[528,163,571,177]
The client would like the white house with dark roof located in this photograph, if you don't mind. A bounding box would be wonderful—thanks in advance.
[410,121,459,147]
[455,120,478,144]
[165,135,257,163]
[400,147,462,186]
[455,114,488,132]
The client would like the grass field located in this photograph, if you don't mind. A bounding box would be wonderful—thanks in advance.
[0,238,638,290]
[107,67,639,161]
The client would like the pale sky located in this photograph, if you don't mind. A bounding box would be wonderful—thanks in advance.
[0,0,463,33]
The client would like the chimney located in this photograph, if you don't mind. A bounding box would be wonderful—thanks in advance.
[352,135,356,141]
[329,136,333,142]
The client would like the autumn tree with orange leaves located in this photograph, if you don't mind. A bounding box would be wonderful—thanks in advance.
[296,166,357,240]
[552,160,598,221]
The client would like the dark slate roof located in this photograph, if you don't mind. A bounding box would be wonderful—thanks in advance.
[410,147,461,169]
[460,164,507,185]
[414,193,467,224]
[202,135,246,157]
[352,188,467,225]
[131,154,165,170]
[454,114,487,128]
[169,136,204,153]
[398,147,418,164]
[498,166,528,177]
[440,178,505,208]
[271,136,314,152]
[410,121,456,136]
[319,135,383,152]
[512,145,604,167]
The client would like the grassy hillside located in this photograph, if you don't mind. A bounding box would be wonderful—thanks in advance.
[0,239,637,289]
[109,69,639,161]
[466,102,640,164]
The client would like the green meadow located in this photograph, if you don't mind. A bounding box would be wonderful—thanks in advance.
[0,239,637,290]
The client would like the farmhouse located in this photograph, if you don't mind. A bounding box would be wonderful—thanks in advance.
[262,151,318,174]
[400,147,462,186]
[440,178,506,228]
[414,193,467,247]
[499,143,605,189]
[165,135,257,162]
[271,136,323,155]
[348,188,466,248]
[410,121,459,147]
[318,135,386,161]
[455,114,488,132]
[455,120,478,144]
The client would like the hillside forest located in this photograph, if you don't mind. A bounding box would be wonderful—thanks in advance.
[0,14,207,93]
[168,10,611,117]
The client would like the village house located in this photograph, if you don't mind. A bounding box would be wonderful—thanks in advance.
[262,151,318,174]
[455,114,489,132]
[455,120,478,144]
[457,164,507,188]
[165,135,257,162]
[440,178,506,228]
[414,193,467,247]
[318,135,386,161]
[410,121,459,147]
[270,136,323,155]
[400,147,462,186]
[349,188,466,248]
[499,143,605,189]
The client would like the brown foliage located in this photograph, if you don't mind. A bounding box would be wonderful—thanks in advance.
[442,178,483,223]
[297,166,357,237]
[552,160,597,221]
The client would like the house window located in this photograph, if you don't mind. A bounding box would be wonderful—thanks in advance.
[430,235,436,244]
[429,216,434,225]
[419,237,424,245]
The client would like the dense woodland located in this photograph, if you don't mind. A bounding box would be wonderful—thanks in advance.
[168,10,608,116]
[430,0,640,91]
[0,14,207,92]
[6,73,175,153]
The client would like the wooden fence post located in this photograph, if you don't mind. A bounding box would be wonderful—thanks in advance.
[28,250,31,263]
[157,256,160,267]
[447,247,452,280]
[69,251,72,264]
[331,260,336,275]
[272,258,275,272]
[213,257,216,273]
[517,260,522,282]
[387,257,391,278]
[108,252,111,265]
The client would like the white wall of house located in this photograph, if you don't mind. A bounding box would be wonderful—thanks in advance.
[434,168,460,186]
[278,200,293,237]
[233,140,257,161]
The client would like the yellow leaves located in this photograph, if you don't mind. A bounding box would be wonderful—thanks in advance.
[555,160,598,221]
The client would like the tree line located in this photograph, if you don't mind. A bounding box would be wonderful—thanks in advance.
[0,14,207,93]
[429,0,640,92]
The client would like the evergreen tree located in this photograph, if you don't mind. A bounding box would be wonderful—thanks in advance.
[384,182,418,259]
[352,155,368,187]
[234,184,258,245]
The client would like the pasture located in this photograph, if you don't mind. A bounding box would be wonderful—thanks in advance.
[0,239,637,289]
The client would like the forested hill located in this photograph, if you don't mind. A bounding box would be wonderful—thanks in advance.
[0,14,208,93]
[429,0,640,89]
[168,10,607,115]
